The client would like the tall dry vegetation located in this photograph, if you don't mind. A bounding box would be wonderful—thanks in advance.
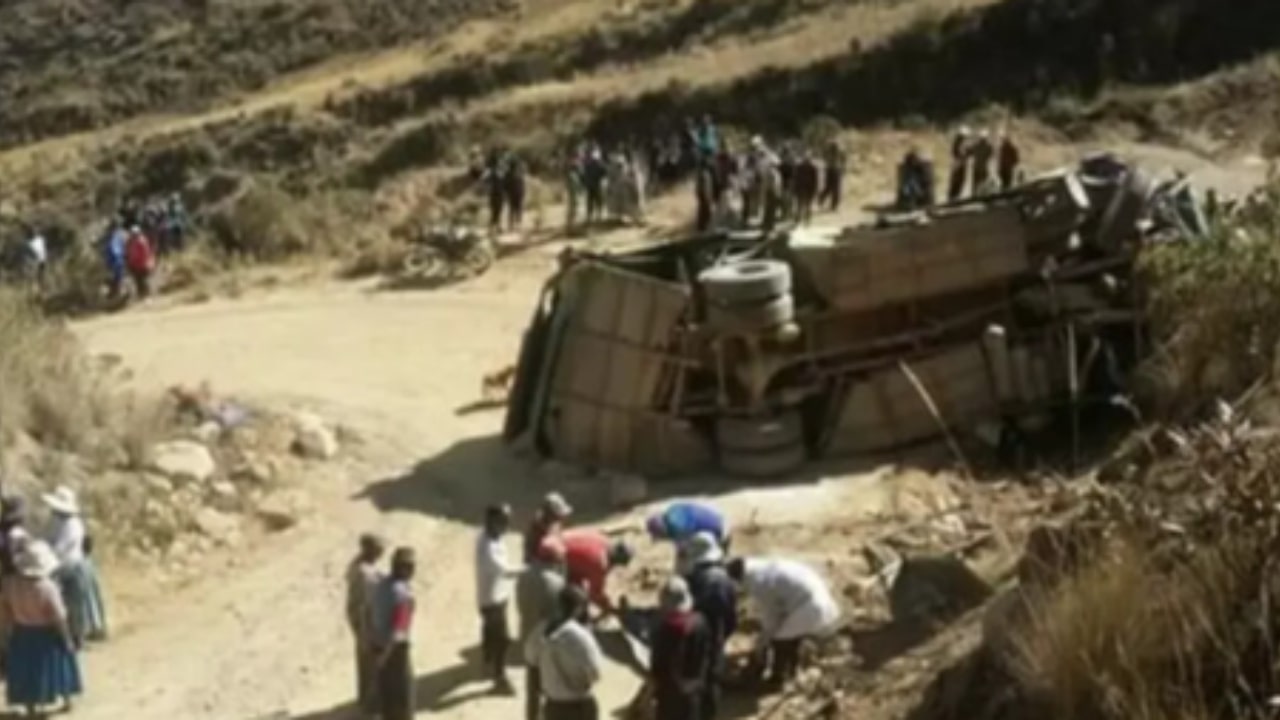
[0,289,164,468]
[974,183,1280,720]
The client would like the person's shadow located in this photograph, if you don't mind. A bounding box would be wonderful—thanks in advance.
[416,644,523,712]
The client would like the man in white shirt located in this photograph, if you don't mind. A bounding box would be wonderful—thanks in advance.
[524,585,604,720]
[476,504,522,694]
[727,557,841,688]
[25,229,47,294]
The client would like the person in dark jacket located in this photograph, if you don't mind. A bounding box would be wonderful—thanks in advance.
[997,134,1022,191]
[792,151,820,226]
[650,577,712,720]
[947,128,972,202]
[505,156,528,231]
[818,141,846,212]
[486,150,508,231]
[777,145,796,221]
[583,149,608,228]
[970,131,996,195]
[679,533,737,720]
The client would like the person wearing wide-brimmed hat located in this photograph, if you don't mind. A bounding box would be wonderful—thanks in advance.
[3,539,84,715]
[42,486,107,646]
[649,577,712,720]
[678,532,736,719]
[523,492,574,564]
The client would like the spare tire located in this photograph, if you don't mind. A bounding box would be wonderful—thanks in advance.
[720,442,808,479]
[717,412,804,452]
[700,260,792,305]
[706,295,794,332]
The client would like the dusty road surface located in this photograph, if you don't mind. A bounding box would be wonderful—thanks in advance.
[72,246,929,720]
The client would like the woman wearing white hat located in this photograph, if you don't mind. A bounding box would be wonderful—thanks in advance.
[43,486,108,646]
[3,539,84,714]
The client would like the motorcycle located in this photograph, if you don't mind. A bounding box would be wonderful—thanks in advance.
[401,224,495,280]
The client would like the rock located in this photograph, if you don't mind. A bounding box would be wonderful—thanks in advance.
[191,421,223,445]
[150,441,217,485]
[291,412,339,460]
[231,453,277,486]
[194,508,241,547]
[143,473,174,496]
[208,480,240,512]
[607,472,649,508]
[257,490,311,532]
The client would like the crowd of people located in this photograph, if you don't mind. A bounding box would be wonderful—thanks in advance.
[345,493,842,720]
[97,195,190,303]
[0,487,108,716]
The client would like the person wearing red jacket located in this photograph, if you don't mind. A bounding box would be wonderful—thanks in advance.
[561,530,633,617]
[124,227,156,300]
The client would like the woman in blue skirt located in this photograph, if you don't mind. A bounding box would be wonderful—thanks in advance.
[3,539,83,715]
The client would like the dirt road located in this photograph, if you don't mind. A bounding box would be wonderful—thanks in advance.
[73,253,657,720]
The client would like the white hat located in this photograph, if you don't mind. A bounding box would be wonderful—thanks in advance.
[541,492,573,520]
[677,531,724,574]
[16,540,59,578]
[42,486,80,516]
[660,576,694,613]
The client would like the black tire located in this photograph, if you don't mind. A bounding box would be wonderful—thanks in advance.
[707,294,794,332]
[459,241,495,278]
[716,411,803,452]
[699,260,792,304]
[720,442,808,479]
[403,246,444,277]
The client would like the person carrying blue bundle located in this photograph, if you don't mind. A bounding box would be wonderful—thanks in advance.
[645,502,731,551]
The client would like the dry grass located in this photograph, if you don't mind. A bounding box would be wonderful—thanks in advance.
[0,288,167,466]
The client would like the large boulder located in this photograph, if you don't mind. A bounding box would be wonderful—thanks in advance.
[257,490,311,532]
[149,441,217,485]
[291,412,339,460]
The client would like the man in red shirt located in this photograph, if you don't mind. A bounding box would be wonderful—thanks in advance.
[561,530,633,617]
[524,492,573,563]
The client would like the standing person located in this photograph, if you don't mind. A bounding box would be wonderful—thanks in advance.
[476,505,521,695]
[564,150,585,235]
[583,149,608,228]
[0,496,26,580]
[695,116,720,164]
[679,533,736,720]
[777,145,796,222]
[947,127,973,202]
[101,221,127,301]
[23,227,48,297]
[650,577,712,720]
[818,141,846,212]
[4,540,83,715]
[486,150,508,232]
[372,547,417,720]
[524,585,604,720]
[792,151,820,226]
[517,540,567,720]
[43,487,106,647]
[727,557,840,688]
[163,194,189,255]
[524,492,573,563]
[506,156,528,231]
[998,133,1022,192]
[694,164,714,233]
[646,503,730,551]
[346,533,386,718]
[562,530,633,618]
[124,226,156,301]
[970,130,996,196]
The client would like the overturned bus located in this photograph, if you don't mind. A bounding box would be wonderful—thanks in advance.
[503,157,1157,479]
